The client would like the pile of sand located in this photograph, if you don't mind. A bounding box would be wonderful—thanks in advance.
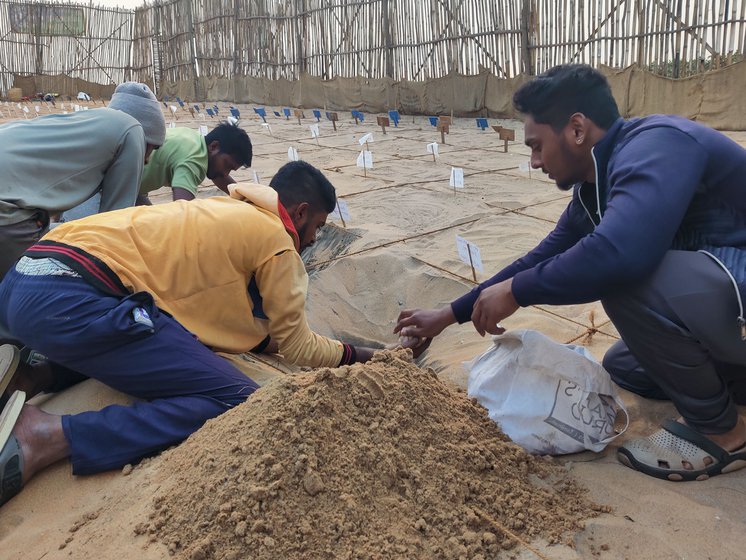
[136,350,606,559]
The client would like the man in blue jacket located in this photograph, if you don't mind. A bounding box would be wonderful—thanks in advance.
[395,64,746,482]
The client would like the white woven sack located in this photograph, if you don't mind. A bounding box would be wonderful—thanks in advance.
[465,330,628,455]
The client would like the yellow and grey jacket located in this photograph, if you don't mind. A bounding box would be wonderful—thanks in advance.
[28,184,345,367]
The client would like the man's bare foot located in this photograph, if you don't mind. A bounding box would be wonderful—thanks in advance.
[12,404,69,484]
[704,415,746,452]
[678,415,746,469]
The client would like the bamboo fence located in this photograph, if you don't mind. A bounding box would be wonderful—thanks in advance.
[0,0,743,96]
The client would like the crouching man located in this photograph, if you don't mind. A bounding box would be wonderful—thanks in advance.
[0,161,381,506]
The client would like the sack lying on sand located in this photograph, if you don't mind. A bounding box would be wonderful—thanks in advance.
[465,330,628,455]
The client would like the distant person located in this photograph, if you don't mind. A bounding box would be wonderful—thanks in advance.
[137,123,252,204]
[395,64,746,482]
[0,82,166,280]
[0,161,417,507]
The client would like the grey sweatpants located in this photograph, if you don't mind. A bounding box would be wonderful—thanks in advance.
[602,250,746,435]
[0,212,49,281]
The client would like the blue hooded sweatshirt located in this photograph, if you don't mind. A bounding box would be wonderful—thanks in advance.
[451,115,746,338]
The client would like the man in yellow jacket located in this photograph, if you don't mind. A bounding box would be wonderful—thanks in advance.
[0,161,377,506]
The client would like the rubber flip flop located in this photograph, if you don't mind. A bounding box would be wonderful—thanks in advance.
[0,344,20,397]
[618,419,746,482]
[0,390,25,507]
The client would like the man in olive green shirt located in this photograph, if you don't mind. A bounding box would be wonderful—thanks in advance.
[137,123,253,204]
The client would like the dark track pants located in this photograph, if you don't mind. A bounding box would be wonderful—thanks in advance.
[602,251,746,435]
[0,269,259,475]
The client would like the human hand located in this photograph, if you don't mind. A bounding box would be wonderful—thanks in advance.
[471,278,519,336]
[394,307,455,340]
[385,335,432,359]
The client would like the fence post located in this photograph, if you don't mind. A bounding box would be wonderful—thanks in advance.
[233,0,239,102]
[520,0,534,76]
[295,0,306,79]
[381,0,394,78]
[183,0,200,100]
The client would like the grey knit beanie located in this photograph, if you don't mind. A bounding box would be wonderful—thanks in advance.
[108,82,166,146]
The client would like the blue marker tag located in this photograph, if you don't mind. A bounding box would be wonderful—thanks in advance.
[429,116,439,127]
[388,110,400,126]
[283,108,291,118]
[274,111,281,117]
[193,104,200,112]
[206,108,214,117]
[230,107,240,118]
[476,118,488,130]
[254,107,266,117]
[313,109,321,121]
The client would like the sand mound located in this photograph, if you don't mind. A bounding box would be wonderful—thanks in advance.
[137,350,605,560]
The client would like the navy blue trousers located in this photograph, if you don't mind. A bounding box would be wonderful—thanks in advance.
[0,269,258,475]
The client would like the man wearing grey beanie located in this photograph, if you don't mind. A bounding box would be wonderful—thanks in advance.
[0,81,166,281]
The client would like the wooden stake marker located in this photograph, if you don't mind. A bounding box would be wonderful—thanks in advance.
[437,123,450,144]
[377,116,390,134]
[456,235,484,283]
[426,142,439,162]
[332,199,350,228]
[294,109,304,125]
[499,128,515,153]
[326,111,338,131]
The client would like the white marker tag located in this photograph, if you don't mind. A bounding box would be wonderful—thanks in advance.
[252,170,261,184]
[426,142,439,156]
[455,235,484,273]
[83,107,88,110]
[261,123,272,134]
[199,125,208,136]
[518,161,530,172]
[356,150,373,169]
[169,105,178,113]
[169,122,176,128]
[16,103,21,109]
[34,106,40,112]
[310,124,320,138]
[358,132,374,145]
[23,106,29,113]
[63,111,68,114]
[73,104,80,111]
[330,199,350,222]
[288,147,299,162]
[449,167,464,188]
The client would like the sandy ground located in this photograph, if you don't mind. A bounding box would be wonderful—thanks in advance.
[1,100,745,559]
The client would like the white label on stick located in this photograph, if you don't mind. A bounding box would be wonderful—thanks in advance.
[23,106,29,113]
[427,142,439,156]
[252,170,261,184]
[199,125,208,136]
[519,161,530,172]
[455,235,484,273]
[310,124,320,138]
[169,105,178,113]
[288,147,299,162]
[330,199,351,222]
[356,150,373,169]
[450,167,464,189]
[358,132,374,145]
[34,106,40,112]
[169,122,176,128]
